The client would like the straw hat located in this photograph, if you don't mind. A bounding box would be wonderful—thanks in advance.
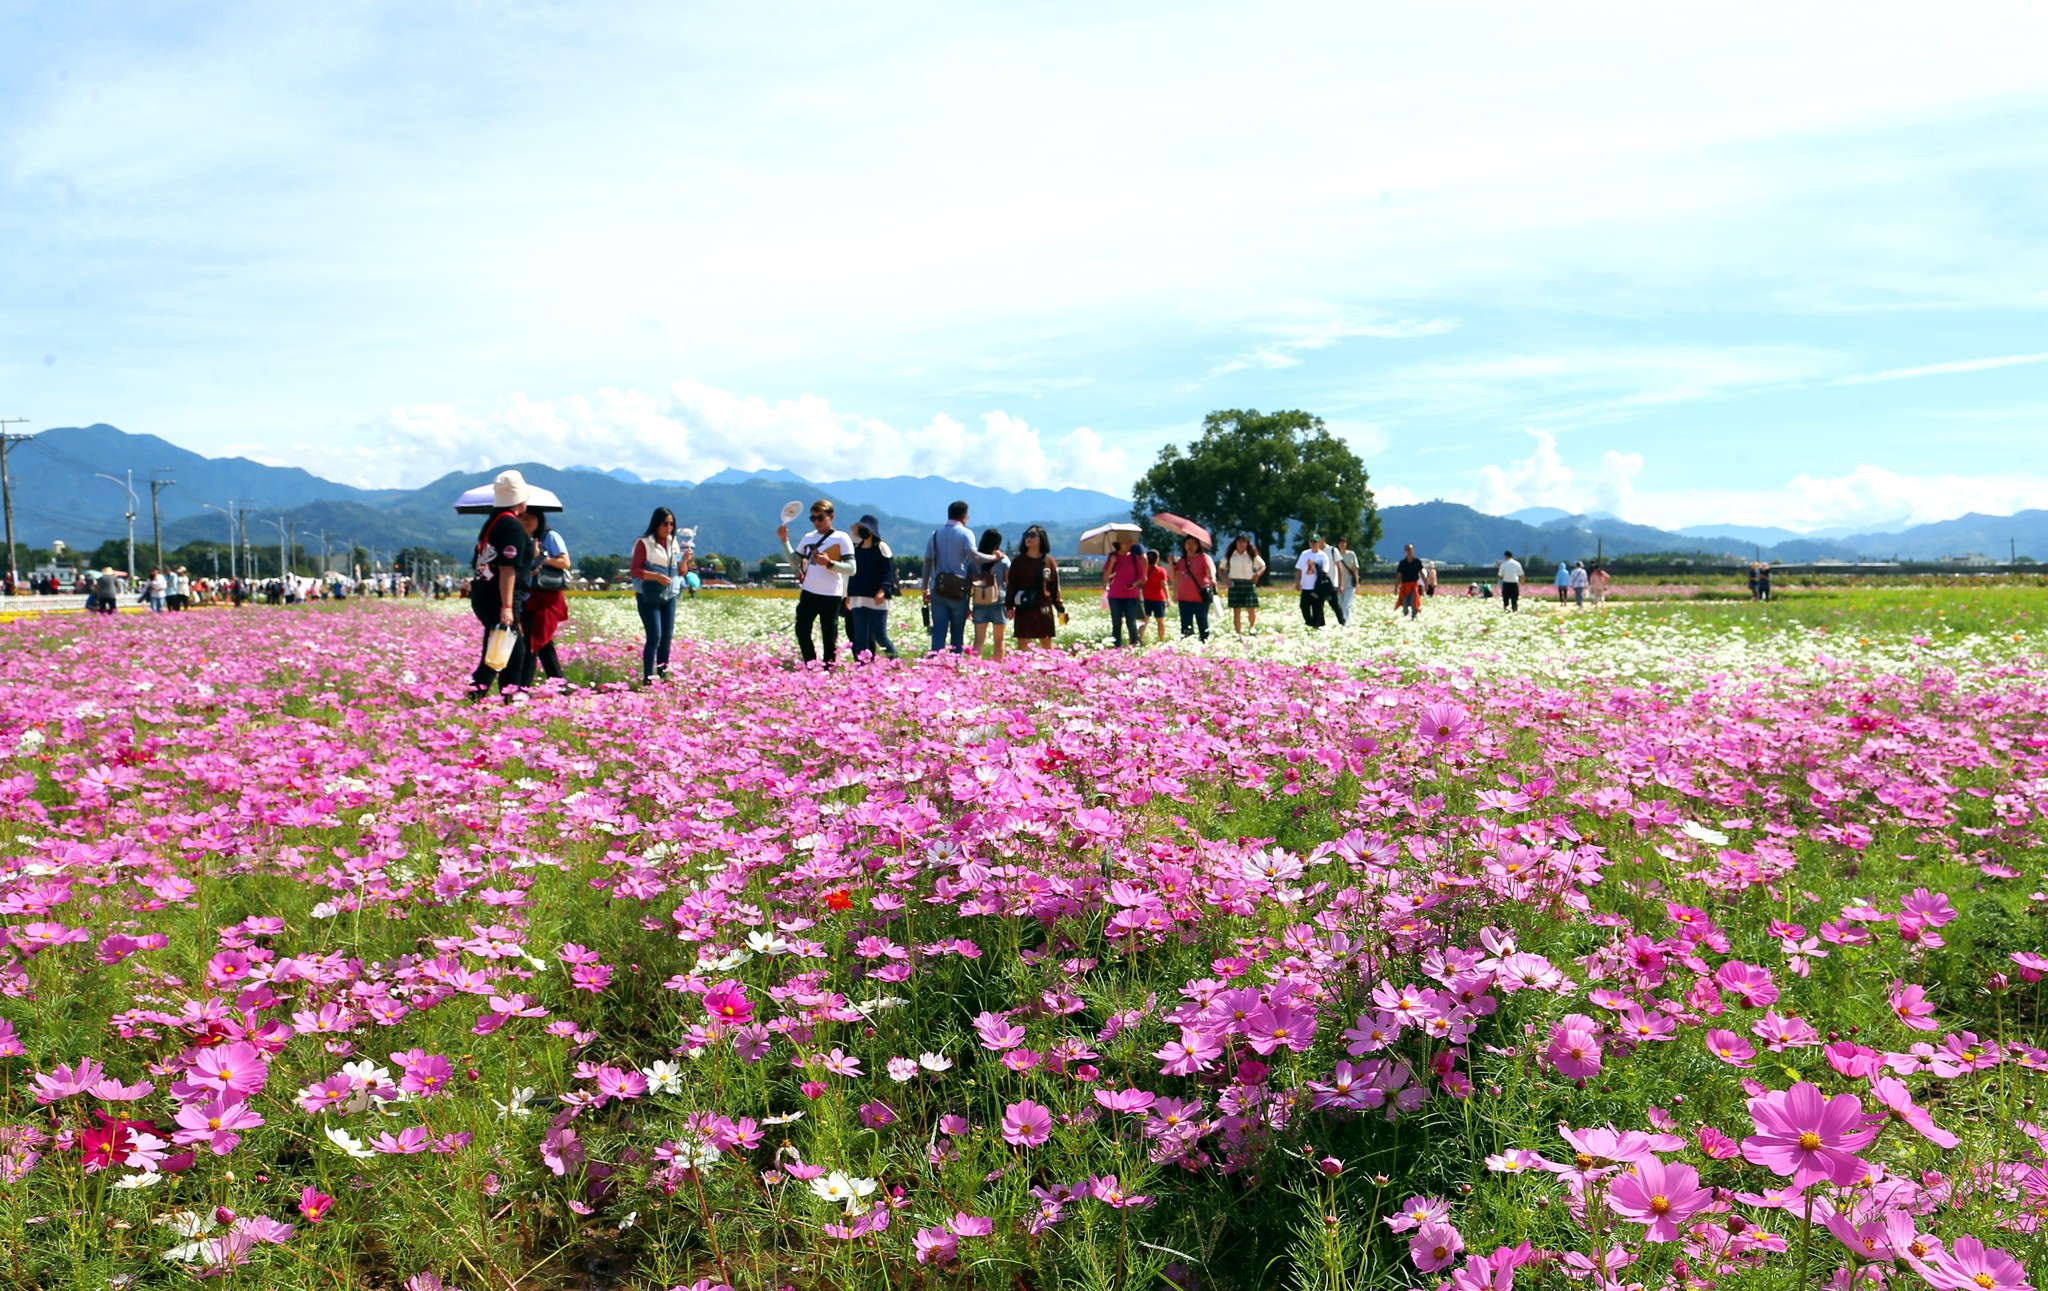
[491,469,533,508]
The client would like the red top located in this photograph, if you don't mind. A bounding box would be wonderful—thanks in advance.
[1143,565,1168,601]
[1173,553,1215,602]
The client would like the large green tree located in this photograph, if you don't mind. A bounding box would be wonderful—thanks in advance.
[1131,409,1382,564]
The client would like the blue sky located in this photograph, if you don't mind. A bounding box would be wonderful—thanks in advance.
[4,1,2045,530]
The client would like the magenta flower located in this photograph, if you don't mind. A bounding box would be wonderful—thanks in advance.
[1606,1158,1712,1241]
[701,980,753,1027]
[299,1186,334,1222]
[1740,1082,1875,1187]
[1000,1099,1053,1148]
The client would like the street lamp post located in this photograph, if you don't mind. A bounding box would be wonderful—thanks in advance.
[200,501,238,582]
[92,470,138,581]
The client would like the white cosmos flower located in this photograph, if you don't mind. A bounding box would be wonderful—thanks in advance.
[642,1061,684,1095]
[112,1170,164,1190]
[695,948,752,973]
[324,1126,376,1159]
[158,1211,217,1238]
[917,1052,953,1073]
[762,1110,804,1126]
[493,1086,537,1118]
[745,931,791,955]
[309,902,340,920]
[1680,820,1730,847]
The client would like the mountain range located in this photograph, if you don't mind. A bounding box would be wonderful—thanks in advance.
[7,425,2040,568]
[7,425,1132,565]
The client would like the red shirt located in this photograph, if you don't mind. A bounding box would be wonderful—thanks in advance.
[1143,565,1168,601]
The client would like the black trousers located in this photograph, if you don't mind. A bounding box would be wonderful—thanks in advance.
[1323,582,1346,626]
[795,590,841,665]
[1299,588,1325,628]
[1501,581,1519,611]
[471,622,527,695]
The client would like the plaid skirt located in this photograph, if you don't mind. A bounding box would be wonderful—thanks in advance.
[1227,583,1260,609]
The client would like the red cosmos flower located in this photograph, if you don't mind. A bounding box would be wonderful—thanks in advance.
[824,890,854,912]
[81,1112,152,1170]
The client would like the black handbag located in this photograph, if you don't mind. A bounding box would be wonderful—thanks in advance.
[934,570,970,601]
[534,566,569,592]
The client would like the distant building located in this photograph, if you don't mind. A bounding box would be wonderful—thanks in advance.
[1938,552,1997,566]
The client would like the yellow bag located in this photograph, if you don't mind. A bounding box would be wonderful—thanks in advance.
[483,625,516,672]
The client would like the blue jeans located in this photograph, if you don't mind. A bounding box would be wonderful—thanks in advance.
[849,606,891,659]
[929,596,968,653]
[1109,596,1144,646]
[636,592,675,680]
[1178,599,1211,640]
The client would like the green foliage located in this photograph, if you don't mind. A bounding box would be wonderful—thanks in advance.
[1132,409,1382,562]
[579,551,625,584]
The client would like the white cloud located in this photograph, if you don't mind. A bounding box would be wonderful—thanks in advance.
[1834,351,2048,385]
[1470,429,1646,520]
[279,380,1132,494]
[1212,303,1456,375]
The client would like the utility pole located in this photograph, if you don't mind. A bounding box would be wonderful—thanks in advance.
[237,508,257,578]
[0,417,30,588]
[94,470,139,580]
[148,469,176,569]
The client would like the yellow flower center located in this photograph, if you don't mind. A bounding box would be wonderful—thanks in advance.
[1649,1196,1670,1215]
[207,1117,222,1130]
[1797,1132,1822,1151]
[1973,1277,1994,1290]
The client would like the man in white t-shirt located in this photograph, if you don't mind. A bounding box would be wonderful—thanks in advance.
[1497,550,1523,613]
[779,500,854,666]
[1295,535,1337,628]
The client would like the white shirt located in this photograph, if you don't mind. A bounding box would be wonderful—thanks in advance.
[793,528,854,597]
[1225,550,1265,582]
[1498,558,1524,583]
[1295,549,1327,590]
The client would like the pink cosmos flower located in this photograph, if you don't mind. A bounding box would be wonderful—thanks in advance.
[190,1042,269,1097]
[1867,1077,1959,1149]
[1545,1016,1603,1079]
[973,1011,1026,1051]
[1094,1088,1157,1114]
[1888,980,1939,1032]
[173,1096,265,1155]
[1000,1099,1053,1148]
[1920,1237,2031,1291]
[1090,1175,1152,1208]
[1606,1158,1713,1241]
[1740,1082,1875,1187]
[1409,1221,1466,1272]
[398,1054,453,1098]
[1705,1029,1756,1067]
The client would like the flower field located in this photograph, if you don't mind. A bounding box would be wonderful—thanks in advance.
[1,597,2044,1291]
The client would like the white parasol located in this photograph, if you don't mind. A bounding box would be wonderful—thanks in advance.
[1077,521,1143,556]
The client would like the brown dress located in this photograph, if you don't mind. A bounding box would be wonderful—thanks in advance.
[1006,554,1063,639]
